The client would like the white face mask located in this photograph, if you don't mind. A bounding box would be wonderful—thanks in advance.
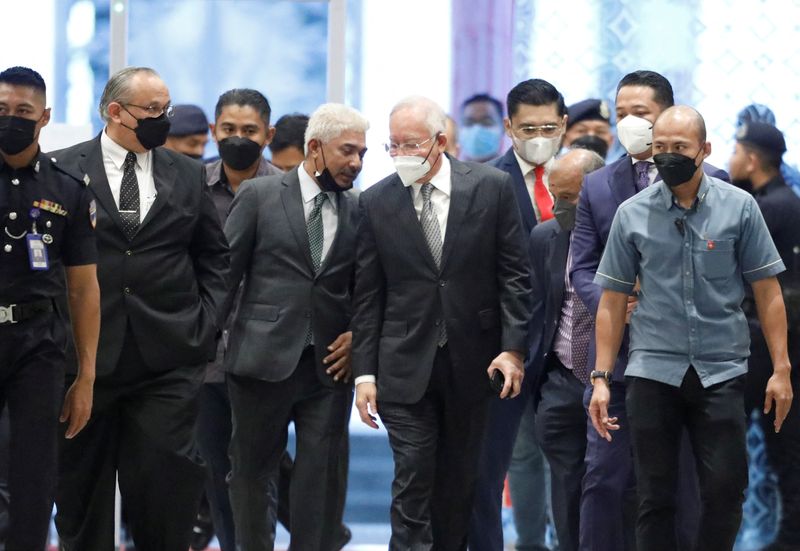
[393,155,433,186]
[513,135,560,166]
[616,115,653,155]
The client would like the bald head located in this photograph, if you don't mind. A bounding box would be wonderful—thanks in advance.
[549,148,605,203]
[654,105,706,143]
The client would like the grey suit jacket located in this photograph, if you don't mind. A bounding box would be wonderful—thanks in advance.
[223,167,358,386]
[351,156,532,405]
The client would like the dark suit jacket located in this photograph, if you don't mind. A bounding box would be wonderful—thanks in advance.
[351,157,532,405]
[223,168,358,386]
[570,155,729,381]
[490,147,538,236]
[50,135,230,377]
[526,219,572,408]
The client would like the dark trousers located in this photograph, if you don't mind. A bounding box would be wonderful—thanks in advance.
[0,314,65,550]
[467,376,529,551]
[744,331,800,546]
[379,347,490,551]
[227,347,351,551]
[534,356,587,551]
[55,331,206,551]
[626,368,747,551]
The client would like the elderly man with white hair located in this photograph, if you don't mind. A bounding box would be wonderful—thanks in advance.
[352,96,531,549]
[223,103,369,550]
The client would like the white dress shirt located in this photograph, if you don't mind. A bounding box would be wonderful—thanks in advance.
[355,155,452,388]
[298,163,339,263]
[100,130,157,224]
[512,150,555,223]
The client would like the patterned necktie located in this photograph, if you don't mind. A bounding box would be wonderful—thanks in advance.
[569,294,593,385]
[635,161,652,192]
[307,192,327,272]
[533,165,554,221]
[420,183,442,268]
[420,183,447,346]
[119,151,140,240]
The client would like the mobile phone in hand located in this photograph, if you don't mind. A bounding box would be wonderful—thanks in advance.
[490,370,505,395]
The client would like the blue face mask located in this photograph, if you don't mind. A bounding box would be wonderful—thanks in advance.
[460,124,503,160]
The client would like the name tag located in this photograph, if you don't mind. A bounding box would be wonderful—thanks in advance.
[27,234,49,270]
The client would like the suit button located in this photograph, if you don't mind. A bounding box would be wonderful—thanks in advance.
[434,320,440,326]
[124,287,131,294]
[439,280,446,287]
[305,311,311,318]
[125,250,132,256]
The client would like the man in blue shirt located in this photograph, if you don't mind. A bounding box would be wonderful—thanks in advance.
[589,106,794,551]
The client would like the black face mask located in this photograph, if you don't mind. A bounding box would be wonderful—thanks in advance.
[653,150,703,187]
[185,153,203,161]
[218,136,262,171]
[313,145,352,193]
[0,115,37,155]
[553,198,577,231]
[121,106,171,150]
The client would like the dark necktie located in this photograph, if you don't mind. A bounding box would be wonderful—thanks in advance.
[419,183,446,346]
[119,151,140,240]
[635,161,652,192]
[307,192,327,272]
[569,294,593,385]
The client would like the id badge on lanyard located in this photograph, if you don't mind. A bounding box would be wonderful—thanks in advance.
[27,207,49,270]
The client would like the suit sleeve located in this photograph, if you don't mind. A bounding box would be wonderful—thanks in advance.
[525,225,549,376]
[351,193,387,379]
[570,175,604,315]
[189,164,231,331]
[222,180,259,319]
[495,172,533,353]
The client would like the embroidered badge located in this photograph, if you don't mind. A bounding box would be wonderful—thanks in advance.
[89,199,97,229]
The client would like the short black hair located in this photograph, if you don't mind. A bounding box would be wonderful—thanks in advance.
[616,70,674,109]
[214,88,271,126]
[742,143,782,172]
[269,113,309,153]
[461,93,503,120]
[506,79,566,119]
[0,66,46,97]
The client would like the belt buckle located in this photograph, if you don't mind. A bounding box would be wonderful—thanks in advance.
[0,305,17,324]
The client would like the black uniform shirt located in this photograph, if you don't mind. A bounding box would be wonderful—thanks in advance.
[0,151,97,303]
[753,175,800,285]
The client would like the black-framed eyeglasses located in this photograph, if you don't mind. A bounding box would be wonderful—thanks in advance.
[123,102,174,118]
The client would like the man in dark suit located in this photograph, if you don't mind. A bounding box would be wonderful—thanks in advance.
[570,70,727,551]
[352,95,531,550]
[52,67,230,549]
[471,78,566,551]
[223,103,368,550]
[528,149,605,551]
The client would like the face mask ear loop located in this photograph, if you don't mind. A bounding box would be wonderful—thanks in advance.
[421,132,441,167]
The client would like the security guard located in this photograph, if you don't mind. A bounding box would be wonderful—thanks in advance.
[0,66,99,549]
[729,121,800,551]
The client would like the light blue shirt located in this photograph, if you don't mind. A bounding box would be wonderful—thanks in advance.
[595,175,784,388]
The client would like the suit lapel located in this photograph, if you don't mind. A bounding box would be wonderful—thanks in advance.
[441,160,477,271]
[502,149,536,231]
[609,156,638,207]
[139,148,176,231]
[386,176,439,273]
[316,191,348,277]
[79,137,126,235]
[281,171,315,276]
[550,229,570,312]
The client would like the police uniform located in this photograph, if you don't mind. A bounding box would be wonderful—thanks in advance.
[0,151,96,548]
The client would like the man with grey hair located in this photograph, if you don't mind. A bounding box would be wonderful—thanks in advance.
[51,66,230,549]
[352,95,531,549]
[223,102,368,550]
[527,148,605,551]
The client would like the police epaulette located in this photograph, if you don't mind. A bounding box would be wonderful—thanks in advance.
[48,156,88,187]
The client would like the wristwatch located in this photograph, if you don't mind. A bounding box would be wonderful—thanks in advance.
[590,370,612,384]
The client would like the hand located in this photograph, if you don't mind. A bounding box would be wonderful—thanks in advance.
[588,379,620,442]
[625,295,638,324]
[324,331,352,383]
[764,366,793,433]
[355,382,379,429]
[486,351,524,399]
[60,376,94,439]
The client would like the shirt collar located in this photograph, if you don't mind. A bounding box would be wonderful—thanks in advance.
[405,153,452,197]
[298,162,338,212]
[659,173,712,211]
[101,128,151,173]
[512,149,554,177]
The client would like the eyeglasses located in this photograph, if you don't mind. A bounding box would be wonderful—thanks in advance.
[384,134,438,155]
[515,123,562,139]
[123,103,174,118]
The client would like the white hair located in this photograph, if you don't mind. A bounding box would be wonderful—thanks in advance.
[390,96,447,135]
[304,103,370,152]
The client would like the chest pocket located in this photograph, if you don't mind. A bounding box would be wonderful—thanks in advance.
[694,238,736,280]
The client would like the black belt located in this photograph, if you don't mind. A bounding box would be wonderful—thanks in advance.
[0,299,54,324]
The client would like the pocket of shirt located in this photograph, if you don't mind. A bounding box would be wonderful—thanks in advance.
[694,238,736,280]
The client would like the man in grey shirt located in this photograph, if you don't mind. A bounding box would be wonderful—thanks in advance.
[588,106,793,551]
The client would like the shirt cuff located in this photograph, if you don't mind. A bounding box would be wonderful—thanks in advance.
[593,271,635,294]
[354,375,376,386]
[742,258,785,283]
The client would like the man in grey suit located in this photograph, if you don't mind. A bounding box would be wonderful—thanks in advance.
[223,103,369,551]
[352,96,532,550]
